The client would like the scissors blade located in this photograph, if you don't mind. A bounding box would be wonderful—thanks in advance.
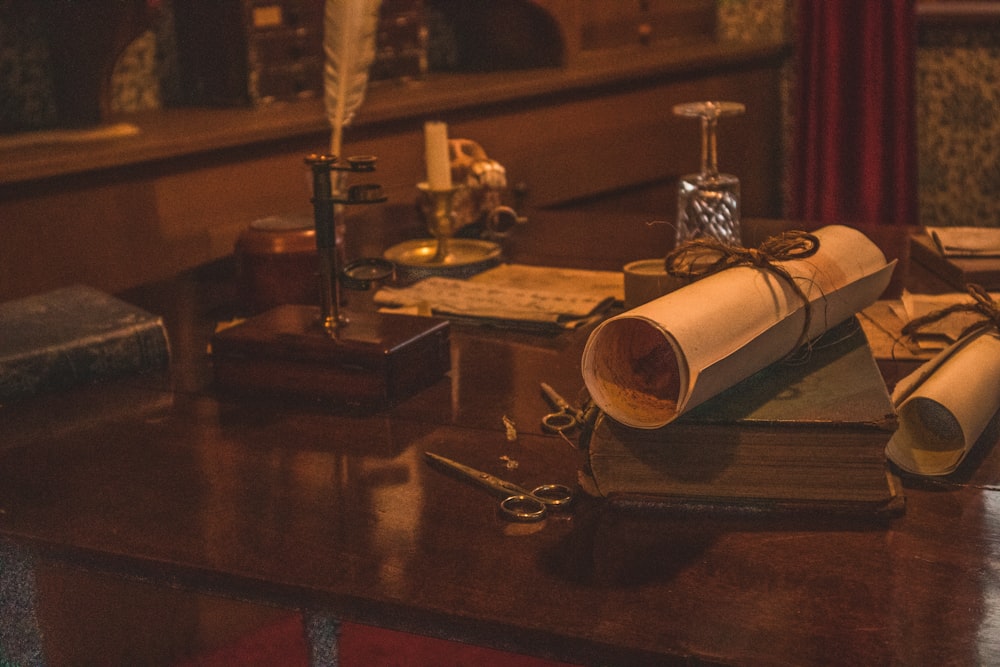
[540,382,582,433]
[540,382,572,411]
[424,452,532,499]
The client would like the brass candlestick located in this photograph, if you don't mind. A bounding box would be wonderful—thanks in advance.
[383,138,525,282]
[419,182,461,263]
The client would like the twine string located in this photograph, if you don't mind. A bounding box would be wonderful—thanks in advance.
[664,230,821,352]
[901,283,1000,342]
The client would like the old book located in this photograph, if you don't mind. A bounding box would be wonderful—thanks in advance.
[910,233,1000,290]
[0,285,170,402]
[172,0,326,107]
[371,0,428,81]
[584,318,904,516]
[173,0,429,107]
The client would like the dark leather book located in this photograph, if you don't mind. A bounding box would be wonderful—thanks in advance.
[0,285,170,402]
[584,318,904,516]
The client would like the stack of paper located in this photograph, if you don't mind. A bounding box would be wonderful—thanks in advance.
[927,227,1000,257]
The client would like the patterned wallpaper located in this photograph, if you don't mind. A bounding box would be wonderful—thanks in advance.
[917,22,1000,228]
[717,0,790,43]
[2,0,996,227]
[720,0,1000,228]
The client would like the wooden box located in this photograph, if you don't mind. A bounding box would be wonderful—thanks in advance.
[211,305,450,406]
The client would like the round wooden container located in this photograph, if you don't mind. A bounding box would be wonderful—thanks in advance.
[236,215,318,313]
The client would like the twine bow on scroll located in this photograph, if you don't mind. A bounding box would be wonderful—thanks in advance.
[664,230,821,351]
[901,283,1000,342]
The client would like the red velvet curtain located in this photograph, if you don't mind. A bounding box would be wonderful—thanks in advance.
[789,0,918,226]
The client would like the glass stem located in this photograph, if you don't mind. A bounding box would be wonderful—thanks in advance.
[700,114,719,180]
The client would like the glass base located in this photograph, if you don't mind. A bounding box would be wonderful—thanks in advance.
[676,173,741,246]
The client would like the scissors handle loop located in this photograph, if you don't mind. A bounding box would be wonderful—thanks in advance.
[531,484,574,507]
[498,484,573,521]
[541,411,577,434]
[500,495,547,522]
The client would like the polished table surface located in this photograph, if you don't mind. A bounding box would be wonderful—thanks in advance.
[2,207,999,666]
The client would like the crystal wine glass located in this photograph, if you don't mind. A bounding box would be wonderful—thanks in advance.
[674,101,745,246]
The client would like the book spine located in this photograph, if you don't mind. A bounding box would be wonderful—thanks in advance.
[0,319,170,402]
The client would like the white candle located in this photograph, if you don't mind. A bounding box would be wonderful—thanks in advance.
[424,121,452,191]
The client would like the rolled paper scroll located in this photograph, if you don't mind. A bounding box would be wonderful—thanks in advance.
[885,330,1000,475]
[886,286,1000,476]
[581,225,896,429]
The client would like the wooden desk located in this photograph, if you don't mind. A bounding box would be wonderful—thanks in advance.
[1,211,997,666]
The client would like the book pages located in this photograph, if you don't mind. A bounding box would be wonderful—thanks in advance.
[581,225,895,429]
[926,226,1000,257]
[886,330,1000,476]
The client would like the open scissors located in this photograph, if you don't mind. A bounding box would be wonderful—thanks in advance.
[424,452,573,522]
[540,382,585,434]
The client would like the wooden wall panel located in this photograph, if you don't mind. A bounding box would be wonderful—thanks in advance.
[0,57,785,302]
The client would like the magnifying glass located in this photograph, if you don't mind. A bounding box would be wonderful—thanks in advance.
[342,258,395,290]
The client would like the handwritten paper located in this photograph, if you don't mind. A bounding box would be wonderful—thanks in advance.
[374,265,619,329]
[469,263,624,302]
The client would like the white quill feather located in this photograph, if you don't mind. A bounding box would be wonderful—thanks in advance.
[324,0,381,157]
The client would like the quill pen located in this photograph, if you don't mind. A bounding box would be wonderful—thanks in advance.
[324,0,381,157]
